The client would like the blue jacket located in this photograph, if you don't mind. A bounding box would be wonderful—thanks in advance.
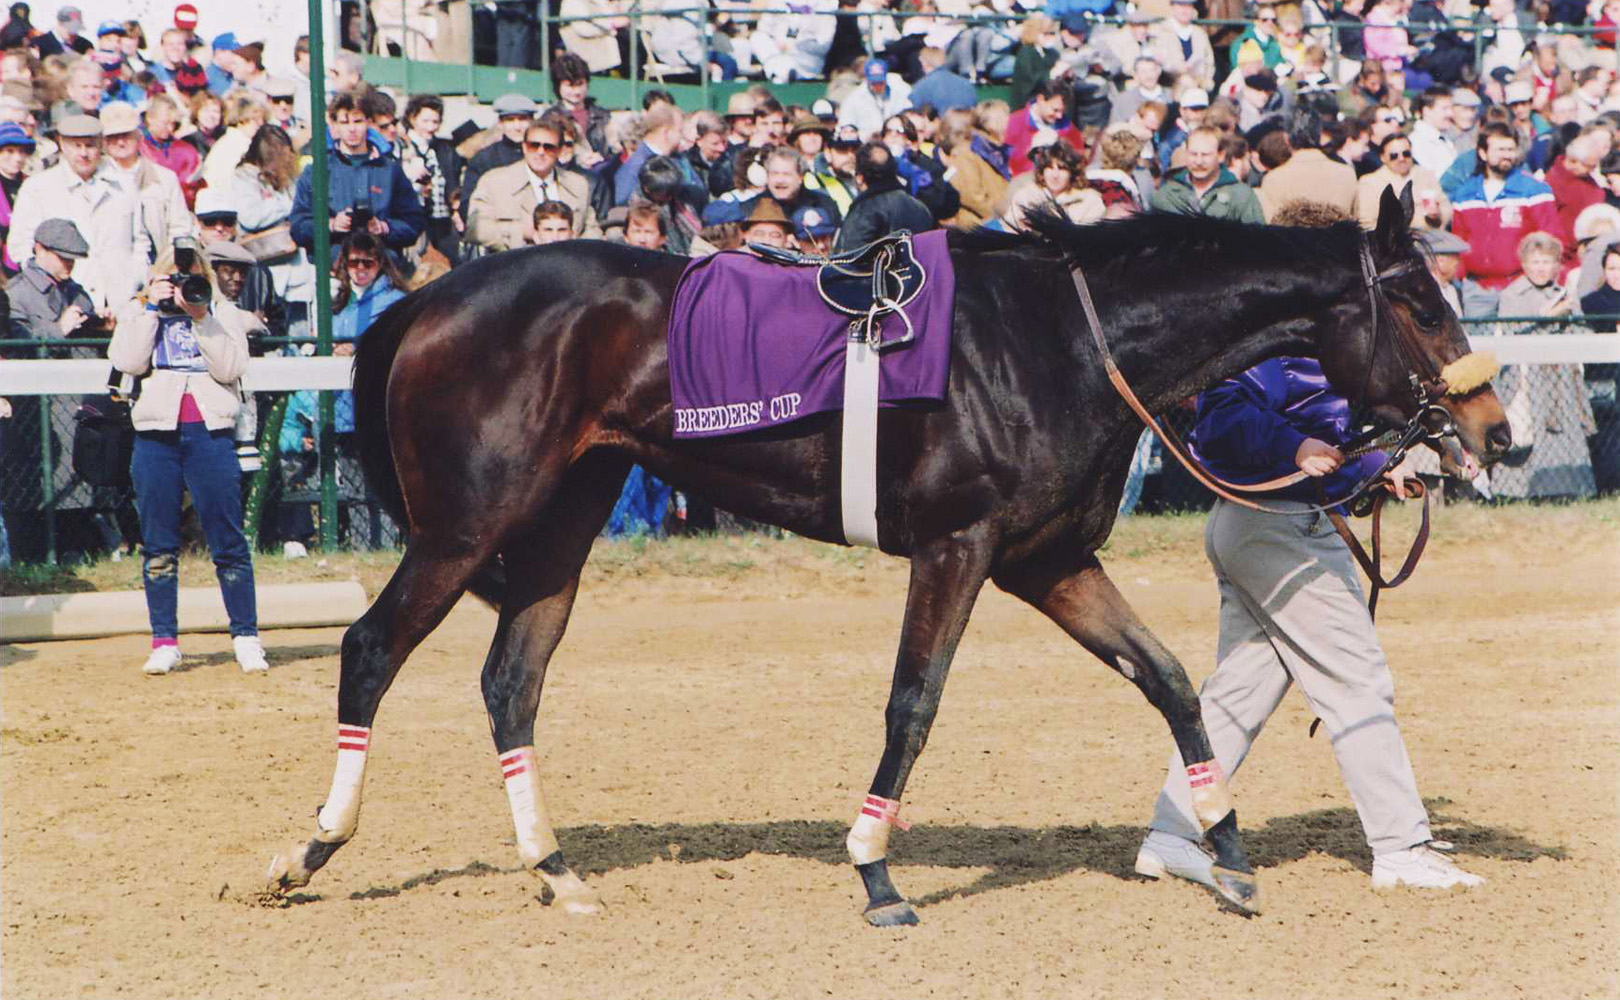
[280,276,407,448]
[1188,357,1387,505]
[290,135,426,252]
[909,68,978,113]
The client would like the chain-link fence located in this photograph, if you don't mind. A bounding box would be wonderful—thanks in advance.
[0,386,403,566]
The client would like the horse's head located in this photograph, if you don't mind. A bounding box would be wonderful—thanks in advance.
[1318,186,1512,474]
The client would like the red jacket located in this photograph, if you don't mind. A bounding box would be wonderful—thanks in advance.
[1450,169,1561,290]
[140,132,203,209]
[1546,157,1603,259]
[1003,104,1085,177]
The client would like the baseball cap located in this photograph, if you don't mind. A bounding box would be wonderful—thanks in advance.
[35,217,88,258]
[1243,69,1278,93]
[55,5,81,31]
[864,59,889,84]
[194,187,238,220]
[492,92,536,117]
[98,102,138,135]
[1451,88,1481,107]
[811,98,836,121]
[1504,80,1534,104]
[212,31,238,52]
[95,18,123,36]
[792,205,836,240]
[173,3,198,31]
[1178,87,1210,109]
[0,121,34,150]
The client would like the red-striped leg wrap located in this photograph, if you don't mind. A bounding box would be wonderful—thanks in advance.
[315,725,370,843]
[500,747,562,867]
[1187,759,1235,831]
[846,794,911,865]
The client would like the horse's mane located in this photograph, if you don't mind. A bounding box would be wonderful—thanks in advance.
[951,209,1369,278]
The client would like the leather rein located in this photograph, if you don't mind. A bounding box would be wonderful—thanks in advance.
[1070,234,1454,617]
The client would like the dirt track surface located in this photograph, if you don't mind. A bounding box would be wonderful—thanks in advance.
[4,512,1618,999]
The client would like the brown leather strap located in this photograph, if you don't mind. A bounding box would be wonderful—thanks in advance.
[1320,480,1432,621]
[1070,263,1369,516]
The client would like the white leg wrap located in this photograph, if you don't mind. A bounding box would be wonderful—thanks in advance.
[501,747,562,868]
[1187,759,1235,830]
[315,725,369,842]
[846,794,907,865]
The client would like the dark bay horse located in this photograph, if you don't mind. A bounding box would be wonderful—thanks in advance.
[265,189,1510,924]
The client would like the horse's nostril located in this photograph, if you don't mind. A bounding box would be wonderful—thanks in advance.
[1486,421,1513,455]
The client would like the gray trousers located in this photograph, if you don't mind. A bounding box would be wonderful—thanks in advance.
[1148,500,1432,856]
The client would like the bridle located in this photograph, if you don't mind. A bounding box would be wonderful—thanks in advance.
[1070,232,1466,615]
[1070,232,1457,518]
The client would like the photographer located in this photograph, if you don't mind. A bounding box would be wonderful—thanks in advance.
[289,92,426,257]
[109,238,269,677]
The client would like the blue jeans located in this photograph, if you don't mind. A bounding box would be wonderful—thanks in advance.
[132,423,258,639]
[606,465,671,537]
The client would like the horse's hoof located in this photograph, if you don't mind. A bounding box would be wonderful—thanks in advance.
[265,844,311,893]
[557,891,604,916]
[1210,865,1262,916]
[863,900,919,927]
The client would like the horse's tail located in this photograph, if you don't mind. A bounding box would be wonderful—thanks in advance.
[351,291,508,611]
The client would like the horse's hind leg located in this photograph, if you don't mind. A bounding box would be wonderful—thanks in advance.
[482,456,628,914]
[994,549,1260,915]
[266,539,490,892]
[848,528,995,927]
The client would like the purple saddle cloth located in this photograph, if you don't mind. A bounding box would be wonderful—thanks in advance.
[667,229,955,438]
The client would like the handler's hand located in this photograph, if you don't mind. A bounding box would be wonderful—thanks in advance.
[1295,437,1344,477]
[1384,450,1422,499]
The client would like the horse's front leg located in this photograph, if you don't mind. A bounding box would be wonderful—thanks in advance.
[994,548,1262,915]
[848,527,995,927]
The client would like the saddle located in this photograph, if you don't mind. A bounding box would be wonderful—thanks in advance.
[751,232,927,349]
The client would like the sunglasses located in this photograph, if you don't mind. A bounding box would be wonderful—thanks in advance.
[524,140,560,152]
[270,95,293,104]
[1258,14,1277,22]
[347,257,379,269]
[1385,148,1413,158]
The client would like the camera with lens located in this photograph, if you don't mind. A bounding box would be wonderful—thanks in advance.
[157,236,212,315]
[350,202,374,231]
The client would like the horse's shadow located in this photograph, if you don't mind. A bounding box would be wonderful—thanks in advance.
[175,643,342,672]
[334,799,1565,908]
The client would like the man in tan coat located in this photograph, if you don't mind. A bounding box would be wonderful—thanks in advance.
[467,120,601,252]
[1258,112,1359,222]
[1149,0,1217,91]
[1355,132,1452,232]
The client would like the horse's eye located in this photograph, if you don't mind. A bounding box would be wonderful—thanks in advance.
[1413,311,1442,330]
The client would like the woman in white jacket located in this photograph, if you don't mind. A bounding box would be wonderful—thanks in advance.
[109,244,269,676]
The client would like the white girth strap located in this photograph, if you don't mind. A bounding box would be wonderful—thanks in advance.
[841,332,881,548]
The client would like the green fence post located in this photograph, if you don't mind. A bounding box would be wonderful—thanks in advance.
[630,1,640,108]
[242,394,290,551]
[541,1,551,94]
[699,6,709,110]
[308,0,338,552]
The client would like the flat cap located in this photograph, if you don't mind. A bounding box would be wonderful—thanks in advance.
[1418,228,1470,255]
[55,112,101,138]
[492,92,536,117]
[1451,87,1481,107]
[204,239,255,264]
[98,101,138,135]
[1125,8,1156,24]
[35,217,88,258]
[725,91,756,117]
[1504,79,1534,104]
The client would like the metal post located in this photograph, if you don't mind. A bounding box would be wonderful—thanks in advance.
[540,0,551,96]
[629,2,640,108]
[309,0,338,551]
[698,6,709,109]
[37,349,55,564]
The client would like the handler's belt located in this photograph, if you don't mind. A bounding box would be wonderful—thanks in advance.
[750,231,929,548]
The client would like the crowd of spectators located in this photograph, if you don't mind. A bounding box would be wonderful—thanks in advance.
[3,0,1618,563]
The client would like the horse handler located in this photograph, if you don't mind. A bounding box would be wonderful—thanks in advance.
[1133,356,1485,891]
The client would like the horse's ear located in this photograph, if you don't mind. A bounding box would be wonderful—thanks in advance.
[1373,184,1413,255]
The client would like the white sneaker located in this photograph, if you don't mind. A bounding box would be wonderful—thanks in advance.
[142,646,182,676]
[234,635,269,674]
[282,541,308,559]
[1134,830,1216,887]
[1372,843,1485,889]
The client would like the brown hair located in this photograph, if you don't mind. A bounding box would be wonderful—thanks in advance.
[626,202,668,235]
[333,232,407,312]
[1098,128,1145,171]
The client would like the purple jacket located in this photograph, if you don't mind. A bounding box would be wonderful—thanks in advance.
[1188,357,1387,505]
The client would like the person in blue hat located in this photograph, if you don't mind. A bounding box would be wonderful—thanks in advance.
[0,120,35,276]
[836,58,913,141]
[206,32,240,96]
[790,204,836,255]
